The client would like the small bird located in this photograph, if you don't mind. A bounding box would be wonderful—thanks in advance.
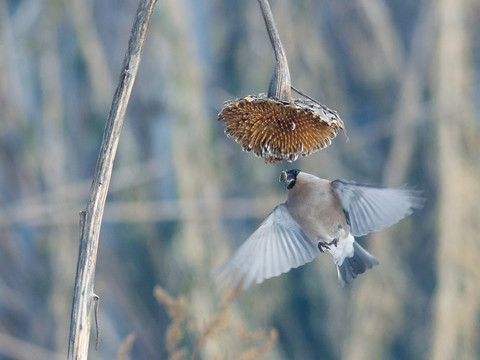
[215,169,424,289]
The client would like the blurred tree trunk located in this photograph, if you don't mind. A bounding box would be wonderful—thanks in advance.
[159,0,234,357]
[430,0,480,359]
[161,0,228,281]
[339,2,433,359]
[39,15,75,353]
[71,0,114,108]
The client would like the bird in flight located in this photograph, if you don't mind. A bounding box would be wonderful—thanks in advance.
[215,169,424,289]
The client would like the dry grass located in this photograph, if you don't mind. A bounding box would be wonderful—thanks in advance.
[154,284,278,360]
[115,333,136,360]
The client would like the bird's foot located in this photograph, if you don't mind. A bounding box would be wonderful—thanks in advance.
[328,238,338,247]
[318,241,331,253]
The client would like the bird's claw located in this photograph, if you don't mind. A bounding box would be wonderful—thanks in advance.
[328,238,338,247]
[318,239,338,252]
[318,241,330,253]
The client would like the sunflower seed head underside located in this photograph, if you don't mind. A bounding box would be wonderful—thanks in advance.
[216,94,345,163]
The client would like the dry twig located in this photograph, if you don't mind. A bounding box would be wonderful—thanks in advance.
[67,1,157,359]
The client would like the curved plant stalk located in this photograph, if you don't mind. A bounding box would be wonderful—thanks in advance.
[257,0,292,101]
[67,0,157,359]
[217,0,344,163]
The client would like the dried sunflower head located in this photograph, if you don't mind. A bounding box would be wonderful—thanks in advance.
[217,94,344,163]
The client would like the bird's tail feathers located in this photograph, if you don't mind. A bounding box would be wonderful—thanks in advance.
[337,242,379,287]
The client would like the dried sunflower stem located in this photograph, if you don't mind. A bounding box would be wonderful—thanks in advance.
[257,0,292,101]
[67,0,157,359]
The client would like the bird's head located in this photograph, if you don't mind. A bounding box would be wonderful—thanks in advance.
[279,169,301,190]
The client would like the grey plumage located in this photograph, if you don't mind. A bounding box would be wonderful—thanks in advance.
[213,204,319,290]
[215,170,424,289]
[336,242,380,287]
[331,179,425,237]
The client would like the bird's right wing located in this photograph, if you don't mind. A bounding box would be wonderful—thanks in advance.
[214,203,320,290]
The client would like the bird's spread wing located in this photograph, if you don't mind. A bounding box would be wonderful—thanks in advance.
[214,203,320,290]
[331,179,424,237]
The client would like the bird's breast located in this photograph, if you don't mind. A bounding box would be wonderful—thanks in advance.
[287,192,348,242]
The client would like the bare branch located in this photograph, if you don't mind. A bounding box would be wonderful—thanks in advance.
[67,0,157,359]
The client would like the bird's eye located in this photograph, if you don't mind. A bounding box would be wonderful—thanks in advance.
[294,169,300,175]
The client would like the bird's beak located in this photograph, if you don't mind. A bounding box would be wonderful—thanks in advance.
[279,170,295,188]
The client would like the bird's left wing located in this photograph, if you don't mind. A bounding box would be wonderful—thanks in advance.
[331,179,424,237]
[214,203,320,290]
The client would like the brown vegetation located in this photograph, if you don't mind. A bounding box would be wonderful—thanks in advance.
[218,95,344,163]
[154,285,278,360]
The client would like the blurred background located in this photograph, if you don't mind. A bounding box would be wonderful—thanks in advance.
[1,0,480,359]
